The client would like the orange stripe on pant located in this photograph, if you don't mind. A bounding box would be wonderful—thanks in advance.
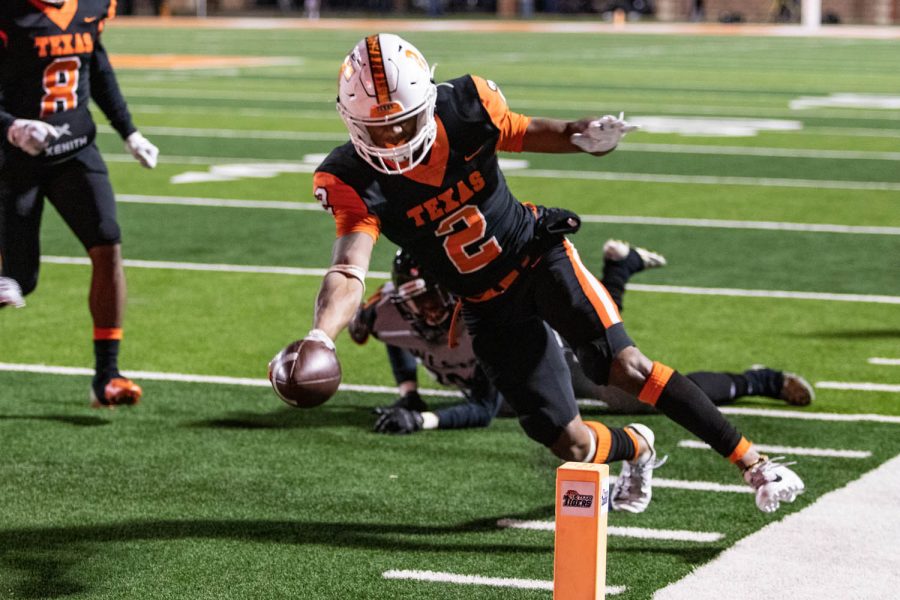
[562,239,622,329]
[637,361,674,406]
[93,327,123,341]
[584,420,612,464]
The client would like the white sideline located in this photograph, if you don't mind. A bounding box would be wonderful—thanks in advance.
[38,256,900,305]
[678,440,871,459]
[381,569,626,595]
[654,454,900,600]
[497,519,724,543]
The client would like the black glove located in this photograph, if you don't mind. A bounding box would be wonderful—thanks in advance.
[373,407,424,434]
[348,303,375,344]
[374,390,428,413]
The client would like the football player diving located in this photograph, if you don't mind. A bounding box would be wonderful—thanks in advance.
[350,241,814,446]
[282,33,805,513]
[1,0,158,406]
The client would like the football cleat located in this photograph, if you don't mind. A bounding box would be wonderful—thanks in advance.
[780,372,815,406]
[610,423,668,513]
[0,276,26,308]
[90,375,142,408]
[743,455,805,513]
[602,239,667,271]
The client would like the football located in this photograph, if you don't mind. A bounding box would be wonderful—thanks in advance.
[268,338,342,408]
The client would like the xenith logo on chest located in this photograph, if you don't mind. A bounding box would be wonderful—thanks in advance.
[405,170,485,227]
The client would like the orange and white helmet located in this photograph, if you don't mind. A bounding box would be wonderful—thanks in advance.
[337,34,437,175]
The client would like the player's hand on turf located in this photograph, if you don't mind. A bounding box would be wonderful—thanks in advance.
[570,113,638,154]
[373,407,424,434]
[7,119,59,156]
[125,131,159,169]
[374,390,428,414]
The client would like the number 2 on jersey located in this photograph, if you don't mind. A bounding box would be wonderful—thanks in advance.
[435,205,501,274]
[41,57,81,117]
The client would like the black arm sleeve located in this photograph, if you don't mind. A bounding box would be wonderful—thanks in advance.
[90,40,136,140]
[386,345,418,385]
[434,367,501,430]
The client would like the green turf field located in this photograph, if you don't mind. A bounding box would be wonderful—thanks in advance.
[1,23,899,599]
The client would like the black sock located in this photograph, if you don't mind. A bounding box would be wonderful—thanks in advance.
[741,368,784,399]
[606,427,637,462]
[93,339,120,383]
[655,371,743,457]
[600,250,643,312]
[687,371,749,405]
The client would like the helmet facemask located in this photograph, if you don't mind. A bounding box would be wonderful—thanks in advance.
[337,34,438,176]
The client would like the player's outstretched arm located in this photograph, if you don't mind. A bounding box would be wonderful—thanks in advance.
[522,114,637,156]
[313,232,374,341]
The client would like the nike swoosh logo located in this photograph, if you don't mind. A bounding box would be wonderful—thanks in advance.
[464,146,484,162]
[772,475,783,483]
[84,16,98,23]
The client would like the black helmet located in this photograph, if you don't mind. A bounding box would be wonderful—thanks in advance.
[390,249,455,336]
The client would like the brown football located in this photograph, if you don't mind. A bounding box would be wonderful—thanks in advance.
[268,338,341,408]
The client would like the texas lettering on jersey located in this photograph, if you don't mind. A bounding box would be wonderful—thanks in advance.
[0,0,116,161]
[314,75,537,298]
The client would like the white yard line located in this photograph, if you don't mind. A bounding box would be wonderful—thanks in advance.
[678,440,871,459]
[718,406,900,425]
[2,363,898,423]
[625,284,900,305]
[498,519,724,542]
[580,214,900,236]
[654,454,900,600]
[816,381,900,392]
[100,153,900,192]
[97,125,900,161]
[869,358,900,366]
[381,569,626,595]
[38,256,900,305]
[517,169,900,192]
[115,193,900,236]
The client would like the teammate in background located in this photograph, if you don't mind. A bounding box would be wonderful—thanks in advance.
[293,33,804,513]
[351,241,813,437]
[0,0,158,407]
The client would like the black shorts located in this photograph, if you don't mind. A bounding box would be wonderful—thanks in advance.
[462,240,635,446]
[0,144,120,293]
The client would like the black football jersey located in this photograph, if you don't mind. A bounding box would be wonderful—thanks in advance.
[0,0,117,161]
[314,75,537,298]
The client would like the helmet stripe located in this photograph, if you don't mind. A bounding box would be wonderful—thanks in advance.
[365,34,391,105]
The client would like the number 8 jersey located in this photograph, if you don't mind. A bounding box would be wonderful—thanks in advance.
[0,0,134,162]
[314,75,538,299]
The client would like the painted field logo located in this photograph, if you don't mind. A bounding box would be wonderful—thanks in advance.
[559,480,597,517]
[563,489,594,508]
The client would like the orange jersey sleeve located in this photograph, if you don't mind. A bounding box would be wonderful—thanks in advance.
[471,75,532,153]
[313,171,381,242]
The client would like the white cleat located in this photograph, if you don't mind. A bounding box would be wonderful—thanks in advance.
[602,239,667,270]
[611,423,668,513]
[0,276,25,308]
[743,455,805,513]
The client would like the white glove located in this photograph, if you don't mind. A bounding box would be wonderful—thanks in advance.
[125,131,159,169]
[570,112,638,154]
[6,119,59,156]
[305,328,335,351]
